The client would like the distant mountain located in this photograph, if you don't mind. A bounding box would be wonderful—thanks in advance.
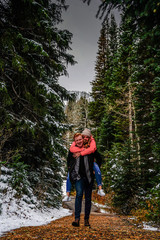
[68,91,93,102]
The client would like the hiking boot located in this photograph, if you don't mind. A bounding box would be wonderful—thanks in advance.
[62,196,71,202]
[84,219,90,227]
[97,189,105,197]
[72,219,80,227]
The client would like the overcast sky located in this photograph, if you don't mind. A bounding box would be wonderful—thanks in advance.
[59,0,120,93]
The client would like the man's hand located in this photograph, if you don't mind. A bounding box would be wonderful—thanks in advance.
[73,152,81,158]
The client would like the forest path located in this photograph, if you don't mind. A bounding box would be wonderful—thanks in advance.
[1,212,160,239]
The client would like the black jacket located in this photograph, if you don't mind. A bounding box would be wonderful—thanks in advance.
[67,150,102,184]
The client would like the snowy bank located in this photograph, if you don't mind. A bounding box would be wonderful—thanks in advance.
[0,179,71,237]
[0,206,71,237]
[143,223,160,232]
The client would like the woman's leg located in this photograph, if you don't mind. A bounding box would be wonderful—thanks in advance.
[63,172,72,201]
[93,162,102,188]
[66,172,72,194]
[93,162,105,196]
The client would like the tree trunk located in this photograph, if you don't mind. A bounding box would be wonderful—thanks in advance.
[132,100,141,164]
[128,76,133,148]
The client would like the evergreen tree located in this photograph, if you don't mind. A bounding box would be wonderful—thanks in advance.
[0,0,75,208]
[89,16,118,143]
[96,14,118,151]
[109,14,118,57]
[89,20,109,129]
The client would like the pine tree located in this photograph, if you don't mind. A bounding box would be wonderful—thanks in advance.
[89,16,118,145]
[109,14,118,57]
[0,0,75,208]
[96,14,118,151]
[89,19,110,129]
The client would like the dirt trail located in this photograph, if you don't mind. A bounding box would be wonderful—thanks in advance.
[1,213,160,240]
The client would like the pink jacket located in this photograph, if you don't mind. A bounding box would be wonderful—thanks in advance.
[70,136,97,156]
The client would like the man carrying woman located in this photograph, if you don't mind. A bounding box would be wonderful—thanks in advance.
[66,129,105,227]
[63,128,105,202]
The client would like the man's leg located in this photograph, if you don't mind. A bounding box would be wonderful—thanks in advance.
[73,178,83,226]
[84,181,93,226]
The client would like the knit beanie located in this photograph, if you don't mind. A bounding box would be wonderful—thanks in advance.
[82,128,91,137]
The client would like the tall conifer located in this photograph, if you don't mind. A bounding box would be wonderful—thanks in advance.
[0,0,75,207]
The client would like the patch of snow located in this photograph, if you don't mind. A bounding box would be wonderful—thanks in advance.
[129,217,136,220]
[62,179,67,196]
[143,223,160,232]
[0,180,71,237]
[0,206,71,237]
[93,202,110,214]
[128,217,160,232]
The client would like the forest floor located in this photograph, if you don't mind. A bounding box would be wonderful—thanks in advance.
[1,192,160,240]
[1,213,160,240]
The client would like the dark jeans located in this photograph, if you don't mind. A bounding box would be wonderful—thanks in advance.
[75,178,93,220]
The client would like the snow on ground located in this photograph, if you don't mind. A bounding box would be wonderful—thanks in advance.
[143,223,160,232]
[0,180,71,237]
[62,178,67,196]
[0,206,71,237]
[93,202,111,214]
